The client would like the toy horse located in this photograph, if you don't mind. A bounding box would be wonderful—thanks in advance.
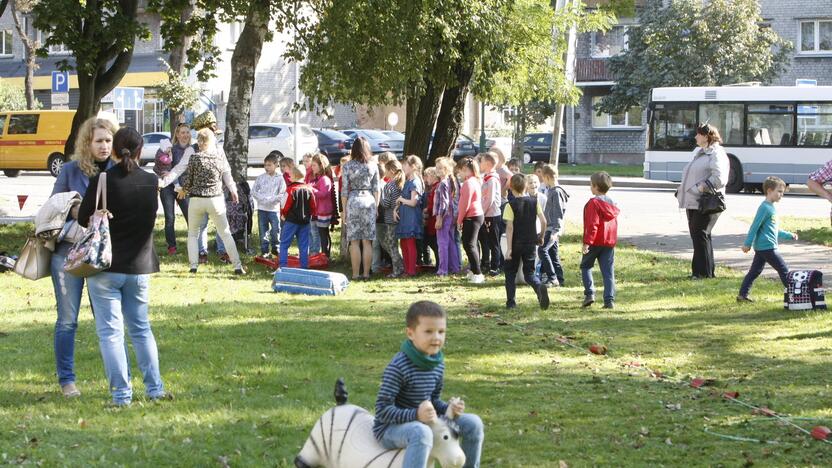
[295,379,465,468]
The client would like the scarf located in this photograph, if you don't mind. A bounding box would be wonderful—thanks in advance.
[401,339,444,371]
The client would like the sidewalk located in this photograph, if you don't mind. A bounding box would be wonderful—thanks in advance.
[557,175,813,194]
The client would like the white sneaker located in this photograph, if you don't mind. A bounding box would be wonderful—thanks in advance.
[466,270,474,280]
[470,274,485,284]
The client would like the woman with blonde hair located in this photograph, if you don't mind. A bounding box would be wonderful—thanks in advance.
[182,128,244,275]
[48,116,118,397]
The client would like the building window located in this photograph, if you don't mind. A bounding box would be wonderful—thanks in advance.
[1,30,13,56]
[799,20,832,54]
[37,31,71,55]
[228,21,244,46]
[591,96,643,128]
[591,25,631,58]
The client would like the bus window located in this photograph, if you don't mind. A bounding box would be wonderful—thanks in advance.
[650,104,696,150]
[699,103,743,146]
[797,103,832,147]
[746,104,794,146]
[8,114,39,135]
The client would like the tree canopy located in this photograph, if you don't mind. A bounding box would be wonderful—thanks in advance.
[597,0,792,114]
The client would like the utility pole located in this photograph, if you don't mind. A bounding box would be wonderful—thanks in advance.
[549,0,580,167]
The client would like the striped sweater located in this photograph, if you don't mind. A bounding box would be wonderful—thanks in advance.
[373,352,449,439]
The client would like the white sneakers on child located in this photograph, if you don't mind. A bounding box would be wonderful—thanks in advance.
[470,274,485,284]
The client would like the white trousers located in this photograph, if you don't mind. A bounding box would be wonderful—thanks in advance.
[187,196,242,269]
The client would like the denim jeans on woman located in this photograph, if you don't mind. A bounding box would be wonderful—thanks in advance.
[87,272,164,405]
[159,185,189,249]
[50,245,85,386]
[380,413,484,468]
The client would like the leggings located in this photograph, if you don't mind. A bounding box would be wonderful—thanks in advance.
[318,227,331,257]
[462,215,484,275]
[400,238,418,276]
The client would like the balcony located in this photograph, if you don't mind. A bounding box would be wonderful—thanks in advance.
[576,58,614,83]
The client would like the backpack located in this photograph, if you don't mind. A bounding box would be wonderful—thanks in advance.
[784,270,826,311]
[288,184,314,224]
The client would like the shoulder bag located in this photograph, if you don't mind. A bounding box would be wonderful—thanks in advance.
[64,172,113,277]
[698,179,726,215]
[13,236,52,280]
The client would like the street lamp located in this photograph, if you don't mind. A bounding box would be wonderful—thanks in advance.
[479,101,486,152]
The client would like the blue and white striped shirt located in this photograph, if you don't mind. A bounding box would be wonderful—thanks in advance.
[373,352,449,439]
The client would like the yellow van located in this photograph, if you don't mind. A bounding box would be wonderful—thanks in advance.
[0,110,75,178]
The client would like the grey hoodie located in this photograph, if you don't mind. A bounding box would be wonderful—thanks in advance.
[544,185,569,235]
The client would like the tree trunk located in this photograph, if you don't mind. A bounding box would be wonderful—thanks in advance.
[64,48,134,156]
[223,0,270,182]
[167,0,195,132]
[403,91,418,152]
[428,60,474,166]
[403,79,442,160]
[10,2,36,110]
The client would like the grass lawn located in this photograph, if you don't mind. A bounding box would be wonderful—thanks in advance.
[738,216,832,247]
[1,218,830,466]
[522,164,643,178]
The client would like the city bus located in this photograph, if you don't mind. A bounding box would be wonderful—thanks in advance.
[644,85,832,193]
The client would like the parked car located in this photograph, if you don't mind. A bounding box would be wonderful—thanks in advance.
[0,110,75,177]
[521,132,568,164]
[342,129,401,158]
[452,134,478,160]
[314,129,353,166]
[247,123,319,166]
[140,132,170,166]
[485,137,513,160]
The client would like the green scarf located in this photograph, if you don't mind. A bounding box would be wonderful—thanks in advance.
[401,339,444,371]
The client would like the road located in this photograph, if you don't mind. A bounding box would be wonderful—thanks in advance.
[2,170,830,278]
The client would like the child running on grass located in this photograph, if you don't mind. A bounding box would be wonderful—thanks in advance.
[737,176,798,302]
[374,300,484,467]
[504,174,550,310]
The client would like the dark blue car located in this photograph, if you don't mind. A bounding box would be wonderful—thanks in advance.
[314,129,353,166]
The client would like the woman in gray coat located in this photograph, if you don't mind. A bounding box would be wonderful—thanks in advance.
[676,124,729,279]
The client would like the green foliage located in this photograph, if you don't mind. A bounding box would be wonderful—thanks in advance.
[597,0,792,114]
[155,61,200,114]
[32,0,150,76]
[0,79,38,111]
[477,0,614,107]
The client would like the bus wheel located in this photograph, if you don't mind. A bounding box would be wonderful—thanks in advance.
[3,170,21,178]
[48,153,65,177]
[726,156,743,194]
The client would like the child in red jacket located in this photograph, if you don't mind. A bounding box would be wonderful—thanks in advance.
[280,167,317,269]
[581,172,620,309]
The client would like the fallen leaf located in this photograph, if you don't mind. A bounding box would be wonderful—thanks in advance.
[665,438,673,445]
[78,418,87,429]
[753,407,776,417]
[639,426,650,436]
[218,455,230,468]
[559,461,569,468]
[723,391,740,400]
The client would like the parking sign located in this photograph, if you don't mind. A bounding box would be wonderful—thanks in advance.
[51,71,69,93]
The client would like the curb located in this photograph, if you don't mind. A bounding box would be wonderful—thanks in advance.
[557,176,813,194]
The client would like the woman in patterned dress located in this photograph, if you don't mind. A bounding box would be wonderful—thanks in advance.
[340,137,380,279]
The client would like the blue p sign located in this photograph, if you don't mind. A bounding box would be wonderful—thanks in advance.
[52,71,69,93]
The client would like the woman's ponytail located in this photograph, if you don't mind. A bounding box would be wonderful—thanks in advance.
[112,127,143,173]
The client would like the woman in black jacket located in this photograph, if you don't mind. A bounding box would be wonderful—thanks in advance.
[78,127,166,406]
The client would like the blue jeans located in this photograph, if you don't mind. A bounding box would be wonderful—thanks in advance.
[258,210,280,254]
[279,221,311,268]
[538,231,564,284]
[159,186,189,249]
[581,246,616,303]
[380,413,484,468]
[739,248,789,297]
[87,272,164,405]
[50,249,84,386]
[308,218,321,254]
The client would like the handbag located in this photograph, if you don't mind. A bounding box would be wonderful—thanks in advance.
[13,236,52,280]
[698,179,726,215]
[64,173,113,277]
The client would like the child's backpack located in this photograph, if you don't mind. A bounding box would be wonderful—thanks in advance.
[784,270,826,311]
[287,185,314,224]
